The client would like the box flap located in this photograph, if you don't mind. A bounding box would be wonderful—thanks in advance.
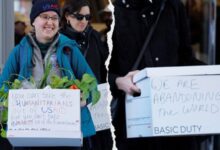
[133,65,220,83]
[144,65,220,77]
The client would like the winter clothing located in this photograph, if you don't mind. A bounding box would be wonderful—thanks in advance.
[60,25,113,150]
[30,0,60,24]
[28,33,62,83]
[60,26,109,83]
[109,0,206,150]
[0,33,96,138]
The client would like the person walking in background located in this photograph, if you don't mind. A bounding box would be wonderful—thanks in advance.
[14,21,27,45]
[0,0,97,149]
[108,0,207,150]
[60,0,113,150]
[99,6,113,43]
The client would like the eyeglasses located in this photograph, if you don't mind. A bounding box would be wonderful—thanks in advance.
[39,14,59,21]
[71,13,92,21]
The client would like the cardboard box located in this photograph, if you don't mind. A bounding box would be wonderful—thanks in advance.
[7,89,82,147]
[126,65,220,138]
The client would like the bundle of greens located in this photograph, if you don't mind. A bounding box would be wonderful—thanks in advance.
[0,63,100,138]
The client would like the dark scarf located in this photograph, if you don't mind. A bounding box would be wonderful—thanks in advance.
[60,26,92,56]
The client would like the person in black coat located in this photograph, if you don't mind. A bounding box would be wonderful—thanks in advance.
[108,0,207,150]
[60,0,113,150]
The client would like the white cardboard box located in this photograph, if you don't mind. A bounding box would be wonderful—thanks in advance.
[126,65,220,138]
[7,89,82,147]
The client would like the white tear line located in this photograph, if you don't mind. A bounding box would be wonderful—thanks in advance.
[106,1,117,150]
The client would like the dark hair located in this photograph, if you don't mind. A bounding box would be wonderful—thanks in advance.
[15,21,26,27]
[60,0,91,28]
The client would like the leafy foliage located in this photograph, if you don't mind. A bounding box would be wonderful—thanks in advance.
[49,74,100,105]
[0,64,100,138]
[1,127,6,138]
[0,86,8,138]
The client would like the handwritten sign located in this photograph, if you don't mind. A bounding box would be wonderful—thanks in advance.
[7,89,82,147]
[88,83,111,131]
[126,69,220,138]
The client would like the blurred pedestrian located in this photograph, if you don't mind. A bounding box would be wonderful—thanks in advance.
[60,0,113,150]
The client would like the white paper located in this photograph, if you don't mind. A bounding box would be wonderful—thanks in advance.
[7,89,82,147]
[88,83,111,131]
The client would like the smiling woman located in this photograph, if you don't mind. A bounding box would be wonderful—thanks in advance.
[0,0,97,150]
[32,11,59,43]
[30,0,60,44]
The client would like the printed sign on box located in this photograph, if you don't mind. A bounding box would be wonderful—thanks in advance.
[7,89,82,147]
[88,83,111,131]
[126,65,220,138]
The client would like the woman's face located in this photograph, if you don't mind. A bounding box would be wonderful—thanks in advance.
[66,6,91,32]
[32,11,59,43]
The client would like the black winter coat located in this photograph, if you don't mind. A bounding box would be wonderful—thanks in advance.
[109,0,206,150]
[60,26,109,84]
[60,26,113,150]
[109,0,204,97]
